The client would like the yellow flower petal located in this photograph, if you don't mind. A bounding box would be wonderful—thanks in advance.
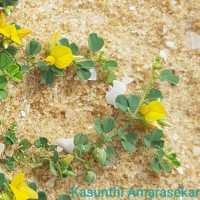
[10,173,38,200]
[139,104,148,115]
[63,155,74,164]
[49,30,61,48]
[17,29,31,38]
[0,12,6,28]
[11,173,25,188]
[46,55,55,65]
[20,185,38,199]
[9,184,30,200]
[54,55,73,69]
[144,101,166,122]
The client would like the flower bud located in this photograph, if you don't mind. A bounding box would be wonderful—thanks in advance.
[83,171,96,183]
[3,40,9,49]
[92,148,106,163]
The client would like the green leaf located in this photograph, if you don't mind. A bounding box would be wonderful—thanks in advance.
[20,65,30,73]
[146,88,163,102]
[40,70,55,84]
[38,191,47,200]
[128,95,140,110]
[0,76,8,89]
[0,173,6,187]
[126,132,138,144]
[77,68,91,80]
[117,129,126,140]
[34,137,48,148]
[159,70,179,85]
[50,66,63,75]
[7,64,19,76]
[88,33,104,52]
[28,182,37,191]
[19,139,32,150]
[94,118,104,135]
[121,139,136,153]
[11,71,23,82]
[0,53,15,70]
[59,38,69,47]
[26,39,42,56]
[160,162,171,172]
[74,133,89,146]
[52,150,59,163]
[69,43,79,55]
[0,89,8,100]
[171,159,181,167]
[76,60,94,70]
[4,126,17,145]
[106,146,115,159]
[5,156,15,171]
[4,46,18,56]
[106,70,117,83]
[58,194,71,200]
[49,160,58,176]
[151,158,161,173]
[156,149,165,159]
[115,94,129,112]
[144,128,164,149]
[101,60,118,70]
[102,117,115,133]
[1,0,18,7]
[28,162,42,168]
[36,61,48,71]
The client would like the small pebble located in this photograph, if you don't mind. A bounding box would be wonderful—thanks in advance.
[20,111,26,117]
[193,146,200,156]
[165,41,176,48]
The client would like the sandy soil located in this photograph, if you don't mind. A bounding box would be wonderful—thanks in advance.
[0,0,199,199]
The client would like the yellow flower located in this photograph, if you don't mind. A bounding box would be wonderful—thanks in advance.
[0,12,31,45]
[139,100,166,122]
[45,46,73,69]
[9,173,38,200]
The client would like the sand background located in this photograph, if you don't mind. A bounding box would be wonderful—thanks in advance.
[0,0,199,199]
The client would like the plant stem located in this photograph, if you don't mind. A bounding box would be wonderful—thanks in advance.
[133,67,155,116]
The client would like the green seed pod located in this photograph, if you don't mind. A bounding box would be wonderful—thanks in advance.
[83,171,96,183]
[92,148,106,163]
[158,119,172,127]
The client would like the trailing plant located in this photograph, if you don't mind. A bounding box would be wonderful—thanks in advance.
[25,32,119,84]
[0,1,182,200]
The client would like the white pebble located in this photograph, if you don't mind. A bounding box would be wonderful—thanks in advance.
[88,68,97,81]
[45,177,56,188]
[184,32,200,49]
[0,143,5,154]
[20,111,26,118]
[163,25,169,34]
[165,41,176,48]
[159,50,168,61]
[173,133,179,141]
[176,167,184,175]
[121,77,134,84]
[193,146,200,156]
[56,138,74,154]
[105,80,126,105]
[130,6,136,11]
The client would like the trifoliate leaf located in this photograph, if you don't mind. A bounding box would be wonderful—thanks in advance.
[159,70,179,85]
[88,33,104,52]
[26,39,42,56]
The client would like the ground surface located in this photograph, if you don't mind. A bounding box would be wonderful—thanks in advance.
[0,0,199,199]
